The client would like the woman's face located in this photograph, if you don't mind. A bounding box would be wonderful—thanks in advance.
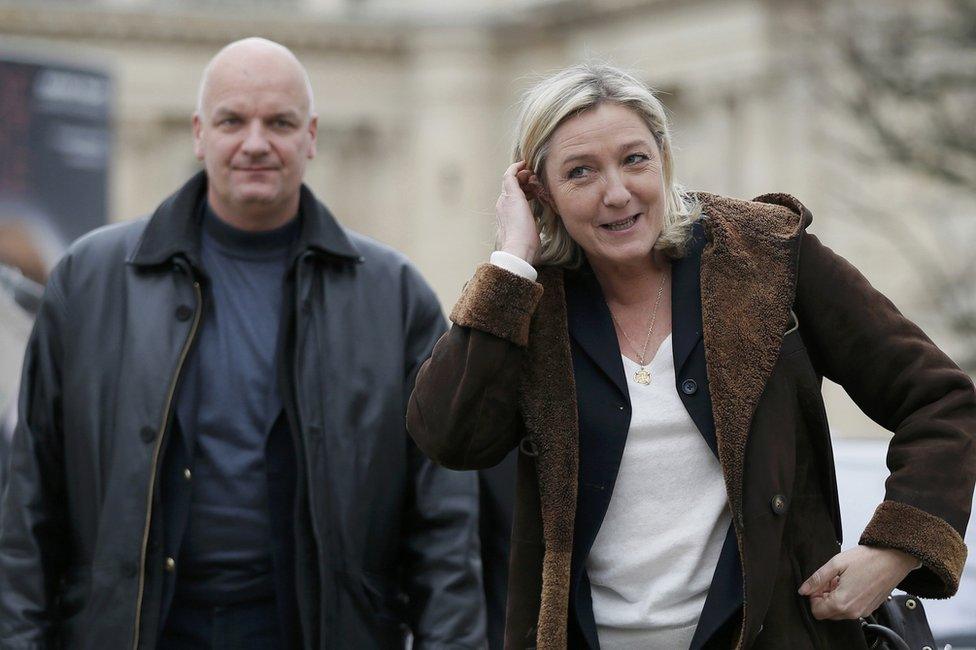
[542,102,666,269]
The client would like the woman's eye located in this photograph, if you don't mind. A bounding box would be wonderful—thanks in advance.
[567,166,588,179]
[625,153,650,165]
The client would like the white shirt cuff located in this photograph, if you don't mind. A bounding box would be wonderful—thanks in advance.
[490,251,538,282]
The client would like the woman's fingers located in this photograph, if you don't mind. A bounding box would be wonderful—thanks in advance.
[496,160,541,262]
[799,555,844,596]
[804,545,918,620]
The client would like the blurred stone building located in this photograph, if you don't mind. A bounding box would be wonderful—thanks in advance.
[1,0,972,439]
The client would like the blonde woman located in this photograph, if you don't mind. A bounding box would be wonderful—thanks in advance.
[407,64,976,649]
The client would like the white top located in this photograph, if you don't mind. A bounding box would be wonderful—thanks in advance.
[586,335,731,650]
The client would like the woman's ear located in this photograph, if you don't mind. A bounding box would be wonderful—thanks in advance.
[528,175,554,212]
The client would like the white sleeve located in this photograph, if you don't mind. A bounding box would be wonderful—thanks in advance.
[489,251,538,282]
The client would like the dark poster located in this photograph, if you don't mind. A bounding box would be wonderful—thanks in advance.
[0,55,111,252]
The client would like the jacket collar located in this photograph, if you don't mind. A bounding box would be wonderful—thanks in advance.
[564,266,629,400]
[128,171,361,268]
[563,219,707,401]
[671,220,706,375]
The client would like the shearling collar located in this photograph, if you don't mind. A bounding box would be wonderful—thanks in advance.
[695,191,811,520]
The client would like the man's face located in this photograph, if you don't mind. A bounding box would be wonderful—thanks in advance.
[193,53,317,225]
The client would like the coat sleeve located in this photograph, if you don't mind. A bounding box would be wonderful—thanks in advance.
[794,232,976,598]
[407,264,544,471]
[0,266,71,647]
[398,264,486,649]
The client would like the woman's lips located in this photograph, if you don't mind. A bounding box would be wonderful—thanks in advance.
[600,214,640,232]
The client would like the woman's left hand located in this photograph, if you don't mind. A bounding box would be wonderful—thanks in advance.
[798,545,920,620]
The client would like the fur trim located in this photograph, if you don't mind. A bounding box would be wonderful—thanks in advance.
[696,192,809,520]
[520,267,579,650]
[450,263,543,347]
[860,500,968,598]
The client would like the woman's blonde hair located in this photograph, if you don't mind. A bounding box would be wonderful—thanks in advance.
[512,63,700,268]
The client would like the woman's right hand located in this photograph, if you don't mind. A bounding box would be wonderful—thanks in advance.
[496,161,543,263]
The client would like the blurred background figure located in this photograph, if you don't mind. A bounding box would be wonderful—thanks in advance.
[0,263,42,499]
[0,51,106,505]
[0,0,973,645]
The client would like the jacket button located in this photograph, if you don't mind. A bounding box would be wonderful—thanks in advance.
[770,494,788,515]
[164,557,176,573]
[175,305,193,321]
[681,379,698,395]
[183,468,192,481]
[140,426,156,443]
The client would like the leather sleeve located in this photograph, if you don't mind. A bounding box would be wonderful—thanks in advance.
[0,264,71,647]
[399,263,487,648]
[795,232,976,597]
[407,264,544,471]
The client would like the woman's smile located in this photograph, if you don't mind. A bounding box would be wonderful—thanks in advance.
[600,213,642,232]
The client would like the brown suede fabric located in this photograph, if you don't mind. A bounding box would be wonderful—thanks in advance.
[407,192,976,650]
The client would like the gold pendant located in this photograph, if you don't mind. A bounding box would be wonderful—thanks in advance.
[634,367,651,385]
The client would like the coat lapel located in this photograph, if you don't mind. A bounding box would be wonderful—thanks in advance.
[671,221,705,376]
[564,267,629,401]
[696,192,811,521]
[521,267,580,650]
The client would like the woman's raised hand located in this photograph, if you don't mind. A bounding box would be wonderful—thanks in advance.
[496,161,543,263]
[798,545,920,620]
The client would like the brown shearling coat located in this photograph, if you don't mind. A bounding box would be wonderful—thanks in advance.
[407,193,976,649]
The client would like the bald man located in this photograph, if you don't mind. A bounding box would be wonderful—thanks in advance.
[0,38,486,649]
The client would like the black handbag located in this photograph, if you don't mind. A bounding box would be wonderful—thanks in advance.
[861,594,938,650]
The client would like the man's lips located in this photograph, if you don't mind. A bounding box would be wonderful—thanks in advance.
[233,166,280,172]
[599,213,641,231]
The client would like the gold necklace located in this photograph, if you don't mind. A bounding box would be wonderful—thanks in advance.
[608,271,668,386]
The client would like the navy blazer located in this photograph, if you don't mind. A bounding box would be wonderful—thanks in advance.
[564,222,743,650]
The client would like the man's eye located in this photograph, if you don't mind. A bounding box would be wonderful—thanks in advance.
[219,117,240,126]
[273,119,294,129]
[625,153,650,165]
[567,166,588,179]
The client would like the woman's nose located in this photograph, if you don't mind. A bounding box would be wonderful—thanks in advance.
[602,171,631,208]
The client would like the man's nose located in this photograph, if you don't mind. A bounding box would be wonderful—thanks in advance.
[241,121,270,155]
[602,170,631,208]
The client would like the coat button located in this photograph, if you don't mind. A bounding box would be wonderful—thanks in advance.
[681,379,698,395]
[164,557,176,573]
[770,494,788,515]
[175,305,193,321]
[183,468,192,481]
[140,426,156,443]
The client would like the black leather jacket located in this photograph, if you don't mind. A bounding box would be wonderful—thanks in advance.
[0,173,486,650]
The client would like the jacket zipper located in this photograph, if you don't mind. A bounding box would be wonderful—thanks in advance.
[131,279,203,650]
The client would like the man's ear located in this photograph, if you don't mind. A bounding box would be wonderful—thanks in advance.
[192,113,204,161]
[307,114,318,160]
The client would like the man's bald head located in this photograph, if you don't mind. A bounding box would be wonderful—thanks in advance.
[196,37,315,118]
[192,37,319,231]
